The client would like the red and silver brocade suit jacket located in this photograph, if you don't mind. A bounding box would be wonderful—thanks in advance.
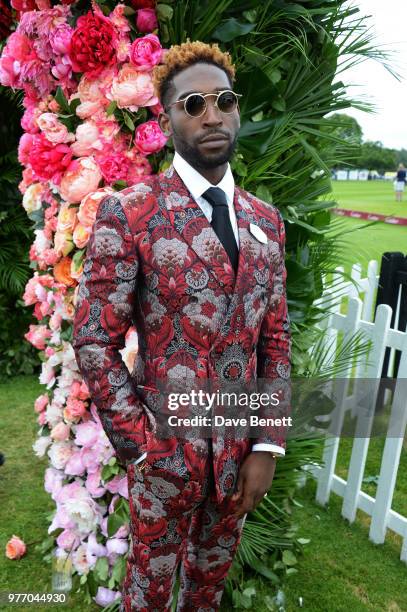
[72,164,291,503]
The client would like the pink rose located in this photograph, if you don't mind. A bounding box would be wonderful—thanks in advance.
[94,587,121,608]
[73,224,91,249]
[5,535,26,560]
[54,231,74,257]
[136,9,158,33]
[51,422,71,442]
[135,120,167,154]
[78,188,113,228]
[60,157,102,203]
[34,394,49,413]
[110,65,158,111]
[57,203,77,233]
[129,34,162,71]
[24,324,52,350]
[64,397,87,421]
[37,113,74,145]
[37,412,47,426]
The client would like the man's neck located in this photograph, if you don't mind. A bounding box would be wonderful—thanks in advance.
[193,164,228,185]
[176,153,228,185]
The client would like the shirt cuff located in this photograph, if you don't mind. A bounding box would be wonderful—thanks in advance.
[252,443,285,457]
[133,451,147,465]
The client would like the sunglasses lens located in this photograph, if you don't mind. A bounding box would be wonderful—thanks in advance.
[185,94,206,117]
[218,91,238,113]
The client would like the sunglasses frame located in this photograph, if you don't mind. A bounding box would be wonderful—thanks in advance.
[168,90,242,118]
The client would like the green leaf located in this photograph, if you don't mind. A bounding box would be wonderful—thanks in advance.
[213,18,256,42]
[271,96,286,112]
[250,557,280,584]
[106,101,117,117]
[238,119,276,155]
[55,87,71,114]
[286,567,298,575]
[282,550,298,566]
[69,97,81,114]
[122,111,135,132]
[256,184,273,204]
[157,4,174,21]
[297,537,311,545]
[87,571,98,598]
[95,556,109,582]
[113,180,128,190]
[112,555,127,584]
[107,510,127,537]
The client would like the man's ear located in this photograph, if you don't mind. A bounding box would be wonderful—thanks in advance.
[158,111,172,137]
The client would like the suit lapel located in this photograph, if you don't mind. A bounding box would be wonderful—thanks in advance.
[157,165,270,311]
[158,165,235,292]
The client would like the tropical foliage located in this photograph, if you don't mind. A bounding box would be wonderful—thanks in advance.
[0,0,384,609]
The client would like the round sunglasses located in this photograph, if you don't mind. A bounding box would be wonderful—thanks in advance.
[168,90,242,118]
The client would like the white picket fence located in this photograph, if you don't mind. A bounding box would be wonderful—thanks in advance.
[310,260,407,562]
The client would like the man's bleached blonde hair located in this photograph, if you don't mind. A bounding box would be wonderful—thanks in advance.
[152,40,236,107]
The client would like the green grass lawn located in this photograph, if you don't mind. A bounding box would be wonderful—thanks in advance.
[330,215,406,274]
[0,376,98,612]
[331,180,407,218]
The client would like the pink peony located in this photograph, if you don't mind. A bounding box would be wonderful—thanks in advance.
[129,34,162,71]
[24,324,51,349]
[49,23,73,55]
[135,120,167,154]
[56,529,80,551]
[94,587,121,608]
[126,152,152,185]
[25,133,72,185]
[98,150,130,185]
[51,422,71,442]
[77,188,113,228]
[71,122,102,157]
[136,8,158,33]
[5,535,26,560]
[110,64,158,111]
[60,157,102,203]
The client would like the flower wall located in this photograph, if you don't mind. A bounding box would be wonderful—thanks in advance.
[0,1,169,606]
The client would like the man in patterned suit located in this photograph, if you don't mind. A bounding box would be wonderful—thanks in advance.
[73,41,291,612]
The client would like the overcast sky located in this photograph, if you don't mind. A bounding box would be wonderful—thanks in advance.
[342,0,407,150]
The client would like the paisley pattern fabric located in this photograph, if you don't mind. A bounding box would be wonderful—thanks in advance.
[73,164,291,504]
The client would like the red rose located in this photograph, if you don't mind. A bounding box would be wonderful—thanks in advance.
[69,10,117,78]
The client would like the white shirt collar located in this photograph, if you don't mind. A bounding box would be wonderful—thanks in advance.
[173,151,235,204]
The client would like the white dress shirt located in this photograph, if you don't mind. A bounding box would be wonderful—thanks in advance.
[133,153,285,464]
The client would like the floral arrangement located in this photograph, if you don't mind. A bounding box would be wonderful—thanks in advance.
[1,0,170,606]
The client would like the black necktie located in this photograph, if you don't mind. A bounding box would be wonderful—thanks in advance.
[202,187,239,273]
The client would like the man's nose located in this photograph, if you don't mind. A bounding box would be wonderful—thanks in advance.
[202,98,223,126]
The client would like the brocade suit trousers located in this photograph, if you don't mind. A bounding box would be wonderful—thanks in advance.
[120,444,245,612]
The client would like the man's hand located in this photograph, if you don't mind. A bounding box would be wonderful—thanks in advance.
[231,451,277,518]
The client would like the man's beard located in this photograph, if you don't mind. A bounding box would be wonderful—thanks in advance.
[172,128,238,170]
